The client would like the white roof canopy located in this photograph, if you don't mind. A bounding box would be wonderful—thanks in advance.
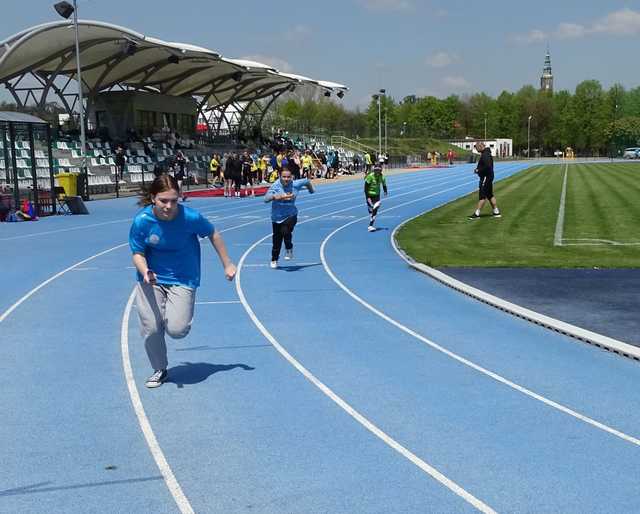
[0,20,348,107]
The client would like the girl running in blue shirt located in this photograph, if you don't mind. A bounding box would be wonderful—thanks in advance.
[129,175,236,388]
[264,168,314,268]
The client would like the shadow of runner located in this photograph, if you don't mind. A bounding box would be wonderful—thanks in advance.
[167,362,255,386]
[277,262,322,272]
[0,476,163,496]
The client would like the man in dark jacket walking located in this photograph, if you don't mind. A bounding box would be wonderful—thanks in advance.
[468,142,501,219]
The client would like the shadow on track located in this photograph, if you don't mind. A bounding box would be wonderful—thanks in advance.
[167,361,255,387]
[0,476,163,497]
[276,262,322,272]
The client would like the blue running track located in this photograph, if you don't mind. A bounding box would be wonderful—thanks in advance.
[3,162,640,513]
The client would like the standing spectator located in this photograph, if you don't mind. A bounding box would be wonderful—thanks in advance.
[241,150,255,197]
[447,149,454,165]
[364,151,372,173]
[114,145,126,179]
[209,153,221,187]
[287,151,301,180]
[223,153,234,197]
[319,152,328,178]
[228,152,243,198]
[468,142,501,219]
[259,153,269,184]
[276,151,284,172]
[301,150,313,179]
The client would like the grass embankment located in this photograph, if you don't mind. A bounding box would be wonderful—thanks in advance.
[359,137,471,158]
[396,162,640,268]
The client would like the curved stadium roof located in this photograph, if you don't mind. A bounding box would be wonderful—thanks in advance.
[0,20,348,108]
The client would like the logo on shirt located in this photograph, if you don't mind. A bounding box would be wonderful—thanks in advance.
[149,234,160,245]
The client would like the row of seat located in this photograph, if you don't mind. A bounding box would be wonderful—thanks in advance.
[0,168,51,180]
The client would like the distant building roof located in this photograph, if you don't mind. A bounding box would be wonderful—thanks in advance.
[0,111,48,123]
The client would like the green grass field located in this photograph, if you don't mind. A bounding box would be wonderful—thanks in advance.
[396,162,640,268]
[359,137,471,158]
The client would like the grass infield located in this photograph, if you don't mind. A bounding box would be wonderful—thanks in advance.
[396,162,640,268]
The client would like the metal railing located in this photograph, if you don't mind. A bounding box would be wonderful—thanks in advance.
[330,135,377,155]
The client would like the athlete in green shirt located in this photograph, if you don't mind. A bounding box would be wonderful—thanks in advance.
[364,165,388,232]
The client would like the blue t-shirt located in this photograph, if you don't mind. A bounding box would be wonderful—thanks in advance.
[129,204,214,289]
[265,178,310,223]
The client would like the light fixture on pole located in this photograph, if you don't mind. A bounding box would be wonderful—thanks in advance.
[54,0,89,200]
[527,115,533,159]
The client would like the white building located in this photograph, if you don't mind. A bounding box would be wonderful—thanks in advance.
[448,138,513,158]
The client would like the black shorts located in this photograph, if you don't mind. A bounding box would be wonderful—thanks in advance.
[479,175,494,200]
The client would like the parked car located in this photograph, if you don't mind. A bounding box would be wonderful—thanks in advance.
[622,147,640,159]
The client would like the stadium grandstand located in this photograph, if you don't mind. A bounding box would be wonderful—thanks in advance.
[0,19,350,213]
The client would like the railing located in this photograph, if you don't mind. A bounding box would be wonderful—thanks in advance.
[330,135,377,155]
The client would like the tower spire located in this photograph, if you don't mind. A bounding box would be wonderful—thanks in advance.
[540,46,553,93]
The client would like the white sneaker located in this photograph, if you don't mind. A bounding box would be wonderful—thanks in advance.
[284,249,293,260]
[367,225,376,232]
[270,261,278,269]
[145,369,167,389]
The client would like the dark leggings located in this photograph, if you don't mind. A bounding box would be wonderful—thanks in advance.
[271,215,297,261]
[366,194,381,225]
[232,174,242,192]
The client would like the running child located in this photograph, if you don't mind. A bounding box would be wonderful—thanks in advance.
[364,164,388,232]
[129,174,236,388]
[264,168,314,268]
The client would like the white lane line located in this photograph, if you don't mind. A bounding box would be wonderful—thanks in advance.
[0,170,445,244]
[1,169,456,328]
[0,242,129,324]
[196,300,241,305]
[235,242,497,514]
[232,176,535,513]
[318,193,640,450]
[0,218,133,242]
[120,289,195,514]
[554,163,569,246]
[0,169,481,512]
[1,164,505,327]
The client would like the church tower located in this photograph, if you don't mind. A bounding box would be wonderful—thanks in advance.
[540,48,553,93]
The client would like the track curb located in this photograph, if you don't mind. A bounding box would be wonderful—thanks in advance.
[391,216,640,363]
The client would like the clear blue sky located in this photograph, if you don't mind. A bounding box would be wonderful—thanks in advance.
[2,0,640,108]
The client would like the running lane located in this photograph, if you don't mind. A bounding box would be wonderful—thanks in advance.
[2,169,463,513]
[310,163,640,512]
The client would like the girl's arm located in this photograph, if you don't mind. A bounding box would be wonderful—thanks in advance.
[209,231,236,280]
[132,253,156,283]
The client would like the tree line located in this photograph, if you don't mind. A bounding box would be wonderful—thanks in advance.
[268,81,640,157]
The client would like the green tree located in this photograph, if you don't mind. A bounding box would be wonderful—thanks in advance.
[572,80,608,154]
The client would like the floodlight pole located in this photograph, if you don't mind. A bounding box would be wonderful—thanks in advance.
[384,111,388,157]
[527,115,533,159]
[72,0,89,200]
[377,94,382,158]
[377,89,387,159]
[484,112,487,140]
